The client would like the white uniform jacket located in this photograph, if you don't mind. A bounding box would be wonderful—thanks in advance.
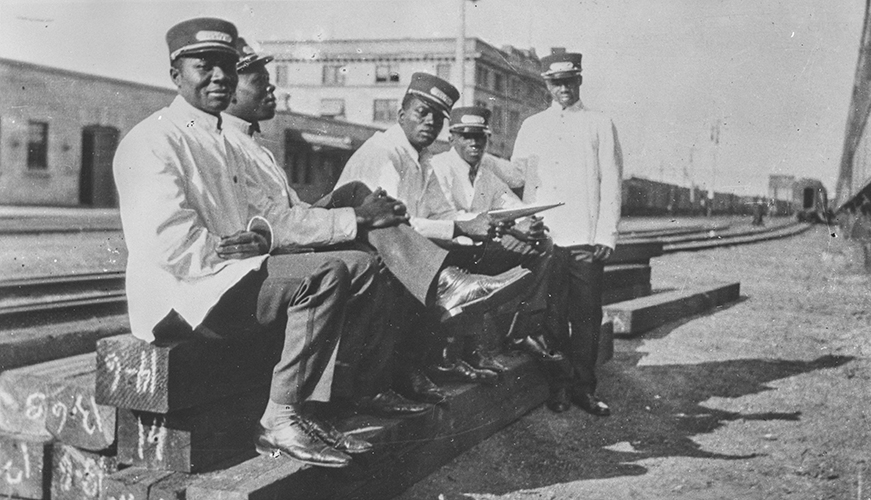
[430,149,523,218]
[222,113,357,251]
[114,96,269,341]
[511,100,623,248]
[336,124,457,241]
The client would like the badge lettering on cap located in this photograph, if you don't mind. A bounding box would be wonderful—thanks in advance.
[460,115,486,125]
[195,30,232,43]
[549,61,575,72]
[430,87,452,107]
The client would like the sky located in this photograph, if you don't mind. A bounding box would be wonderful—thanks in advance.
[0,0,865,196]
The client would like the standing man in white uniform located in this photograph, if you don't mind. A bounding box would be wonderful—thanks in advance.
[511,51,623,415]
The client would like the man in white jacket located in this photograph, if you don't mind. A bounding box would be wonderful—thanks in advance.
[511,51,624,416]
[114,18,406,469]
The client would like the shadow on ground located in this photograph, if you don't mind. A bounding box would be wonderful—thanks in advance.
[399,348,852,499]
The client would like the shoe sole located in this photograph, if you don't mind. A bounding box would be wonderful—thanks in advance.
[254,443,351,468]
[440,270,534,322]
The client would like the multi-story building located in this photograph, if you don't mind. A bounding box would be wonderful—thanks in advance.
[259,37,550,158]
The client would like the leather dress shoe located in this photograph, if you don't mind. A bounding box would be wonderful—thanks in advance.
[398,368,448,404]
[435,266,532,321]
[298,417,373,454]
[428,359,499,385]
[510,334,565,363]
[546,387,571,413]
[572,390,611,417]
[353,389,431,416]
[464,349,508,374]
[254,420,351,468]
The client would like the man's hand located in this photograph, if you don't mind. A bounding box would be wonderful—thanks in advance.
[455,213,512,241]
[592,244,613,262]
[217,230,269,260]
[511,216,548,243]
[354,187,409,229]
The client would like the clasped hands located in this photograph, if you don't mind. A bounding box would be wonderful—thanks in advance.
[456,213,549,245]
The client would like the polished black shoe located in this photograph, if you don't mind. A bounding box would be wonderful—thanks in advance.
[398,368,448,404]
[510,334,566,363]
[428,359,499,385]
[464,349,508,374]
[353,389,431,416]
[546,387,571,413]
[298,417,373,454]
[435,266,532,321]
[254,420,351,468]
[572,390,611,417]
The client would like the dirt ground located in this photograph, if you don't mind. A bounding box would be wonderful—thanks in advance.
[397,224,871,500]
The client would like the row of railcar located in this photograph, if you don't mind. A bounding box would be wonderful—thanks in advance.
[621,176,796,217]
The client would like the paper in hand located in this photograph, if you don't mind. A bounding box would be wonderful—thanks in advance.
[486,202,564,222]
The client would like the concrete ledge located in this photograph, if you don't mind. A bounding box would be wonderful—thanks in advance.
[604,282,741,336]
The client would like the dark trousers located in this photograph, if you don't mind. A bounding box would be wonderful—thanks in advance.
[197,251,379,405]
[314,182,450,398]
[546,244,604,393]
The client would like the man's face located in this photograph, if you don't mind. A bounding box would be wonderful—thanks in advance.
[398,97,444,151]
[450,131,488,167]
[546,75,582,108]
[170,52,238,115]
[227,64,277,123]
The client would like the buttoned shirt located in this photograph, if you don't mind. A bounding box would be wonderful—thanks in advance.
[430,149,524,219]
[336,124,457,241]
[511,100,623,248]
[222,113,358,251]
[114,96,267,341]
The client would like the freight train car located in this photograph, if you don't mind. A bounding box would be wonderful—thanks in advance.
[792,178,830,223]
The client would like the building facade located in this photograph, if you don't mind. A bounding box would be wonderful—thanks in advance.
[0,57,435,207]
[259,37,550,158]
[0,58,176,207]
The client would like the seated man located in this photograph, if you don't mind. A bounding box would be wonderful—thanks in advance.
[430,106,560,377]
[337,73,536,391]
[221,40,529,409]
[114,18,381,468]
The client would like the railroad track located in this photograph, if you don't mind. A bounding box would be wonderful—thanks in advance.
[0,271,126,319]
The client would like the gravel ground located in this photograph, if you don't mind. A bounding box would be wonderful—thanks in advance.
[397,224,871,500]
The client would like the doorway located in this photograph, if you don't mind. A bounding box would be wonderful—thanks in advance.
[79,125,120,207]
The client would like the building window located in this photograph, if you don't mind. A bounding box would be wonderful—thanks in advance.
[491,106,504,135]
[475,66,490,89]
[322,64,346,86]
[493,73,504,94]
[436,63,451,81]
[508,110,520,135]
[373,99,398,122]
[375,64,399,84]
[320,99,346,119]
[275,64,289,87]
[27,121,48,170]
[285,131,312,185]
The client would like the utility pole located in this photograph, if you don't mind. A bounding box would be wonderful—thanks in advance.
[455,0,467,106]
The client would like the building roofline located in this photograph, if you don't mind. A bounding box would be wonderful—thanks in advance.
[0,57,175,95]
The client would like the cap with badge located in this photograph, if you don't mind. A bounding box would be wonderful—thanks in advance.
[166,17,239,62]
[236,37,274,73]
[539,52,582,80]
[448,106,491,134]
[405,72,460,119]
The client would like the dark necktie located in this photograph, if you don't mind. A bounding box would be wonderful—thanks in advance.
[247,122,260,136]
